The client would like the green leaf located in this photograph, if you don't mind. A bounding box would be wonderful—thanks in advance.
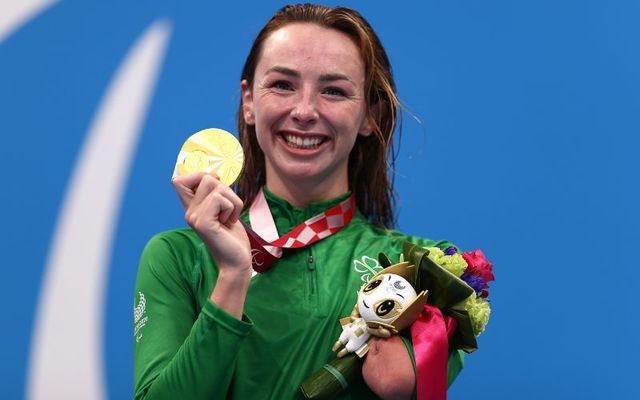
[447,305,478,353]
[402,242,479,352]
[378,252,392,268]
[403,242,473,309]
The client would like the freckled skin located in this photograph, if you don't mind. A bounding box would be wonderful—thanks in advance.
[241,23,372,206]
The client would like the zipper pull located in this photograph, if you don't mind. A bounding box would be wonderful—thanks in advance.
[307,252,315,270]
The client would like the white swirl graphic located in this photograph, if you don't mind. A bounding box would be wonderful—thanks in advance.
[27,19,172,400]
[0,0,58,43]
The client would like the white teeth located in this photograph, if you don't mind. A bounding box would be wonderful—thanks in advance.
[284,134,322,149]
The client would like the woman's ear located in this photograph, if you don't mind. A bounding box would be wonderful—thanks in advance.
[358,100,387,137]
[241,80,255,125]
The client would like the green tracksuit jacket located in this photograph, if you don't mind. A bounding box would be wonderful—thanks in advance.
[133,189,464,399]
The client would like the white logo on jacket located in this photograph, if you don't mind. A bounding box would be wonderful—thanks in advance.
[133,292,148,343]
[352,255,382,283]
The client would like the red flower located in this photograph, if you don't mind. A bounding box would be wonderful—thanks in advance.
[462,249,495,288]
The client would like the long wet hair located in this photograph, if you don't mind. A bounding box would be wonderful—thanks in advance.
[237,4,400,227]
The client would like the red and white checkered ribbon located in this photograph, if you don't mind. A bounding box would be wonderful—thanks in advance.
[243,189,356,272]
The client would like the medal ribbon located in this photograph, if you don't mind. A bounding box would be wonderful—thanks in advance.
[243,188,356,272]
[410,304,458,400]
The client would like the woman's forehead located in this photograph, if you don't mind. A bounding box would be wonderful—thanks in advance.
[256,23,364,78]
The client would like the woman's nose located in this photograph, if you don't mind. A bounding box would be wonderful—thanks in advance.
[290,90,319,125]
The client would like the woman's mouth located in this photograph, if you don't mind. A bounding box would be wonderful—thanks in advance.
[282,133,326,150]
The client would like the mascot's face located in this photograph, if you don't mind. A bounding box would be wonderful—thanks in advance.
[357,273,417,323]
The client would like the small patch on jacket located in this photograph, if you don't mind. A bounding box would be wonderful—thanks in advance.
[133,291,148,343]
[352,255,382,283]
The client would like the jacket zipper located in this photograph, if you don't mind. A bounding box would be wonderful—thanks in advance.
[307,247,316,296]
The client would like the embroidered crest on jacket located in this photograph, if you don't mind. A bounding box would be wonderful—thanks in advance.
[133,291,148,343]
[352,255,382,283]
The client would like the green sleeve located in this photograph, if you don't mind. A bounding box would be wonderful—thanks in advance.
[133,233,253,400]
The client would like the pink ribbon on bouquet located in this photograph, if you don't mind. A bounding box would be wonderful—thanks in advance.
[410,304,458,400]
[243,189,356,272]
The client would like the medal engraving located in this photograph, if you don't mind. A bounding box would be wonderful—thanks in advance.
[173,128,244,186]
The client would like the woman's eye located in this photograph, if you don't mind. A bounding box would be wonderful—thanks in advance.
[323,87,346,97]
[271,81,293,91]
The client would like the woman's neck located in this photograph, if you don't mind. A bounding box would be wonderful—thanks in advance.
[265,172,349,207]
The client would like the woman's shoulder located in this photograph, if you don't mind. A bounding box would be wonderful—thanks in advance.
[384,228,457,251]
[139,227,207,274]
[147,226,200,244]
[350,215,456,250]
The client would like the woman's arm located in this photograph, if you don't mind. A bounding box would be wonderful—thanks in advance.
[174,172,253,318]
[133,173,253,399]
[362,328,465,399]
[362,336,415,400]
[133,233,253,399]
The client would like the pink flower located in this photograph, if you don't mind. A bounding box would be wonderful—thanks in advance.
[462,249,495,287]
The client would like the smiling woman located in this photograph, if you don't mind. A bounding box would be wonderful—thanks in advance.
[133,4,464,400]
[237,5,400,228]
[241,23,372,207]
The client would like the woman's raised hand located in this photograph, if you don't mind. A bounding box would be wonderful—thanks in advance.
[172,172,252,297]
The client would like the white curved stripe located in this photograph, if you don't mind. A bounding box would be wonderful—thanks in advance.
[0,0,58,43]
[28,20,172,400]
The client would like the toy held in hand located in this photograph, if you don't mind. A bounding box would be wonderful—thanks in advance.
[332,262,428,358]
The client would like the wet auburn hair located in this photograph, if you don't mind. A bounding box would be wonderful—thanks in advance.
[237,3,400,227]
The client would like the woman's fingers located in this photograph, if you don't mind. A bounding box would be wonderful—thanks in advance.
[197,177,243,224]
[198,190,235,228]
[191,173,221,206]
[175,172,244,235]
[225,186,244,224]
[173,174,251,301]
[172,172,207,208]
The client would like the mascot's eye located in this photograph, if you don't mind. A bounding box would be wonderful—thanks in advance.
[363,279,382,293]
[393,280,406,290]
[375,300,397,317]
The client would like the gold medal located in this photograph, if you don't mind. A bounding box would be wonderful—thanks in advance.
[173,128,244,186]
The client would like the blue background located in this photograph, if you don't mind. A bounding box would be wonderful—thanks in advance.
[1,0,638,398]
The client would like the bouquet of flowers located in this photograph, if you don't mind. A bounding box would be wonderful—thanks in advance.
[300,242,495,400]
[401,243,494,352]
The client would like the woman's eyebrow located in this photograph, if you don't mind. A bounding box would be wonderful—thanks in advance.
[265,66,355,85]
[318,73,354,85]
[265,66,299,77]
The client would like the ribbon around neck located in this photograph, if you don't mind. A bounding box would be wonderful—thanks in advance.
[410,304,458,400]
[243,188,356,272]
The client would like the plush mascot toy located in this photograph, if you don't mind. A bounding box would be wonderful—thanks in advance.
[332,262,428,358]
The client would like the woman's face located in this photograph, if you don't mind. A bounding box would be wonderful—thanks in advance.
[242,23,371,198]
